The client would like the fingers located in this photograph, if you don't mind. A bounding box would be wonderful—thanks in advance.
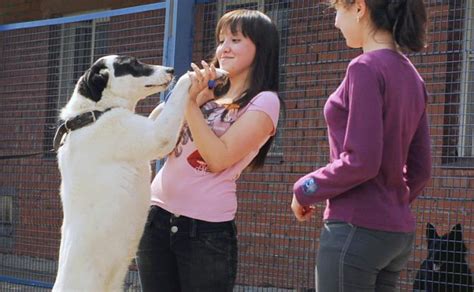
[202,60,217,80]
[190,62,204,83]
[294,207,313,222]
[294,207,314,222]
[201,60,210,79]
[291,195,315,222]
[301,206,315,221]
[210,63,217,78]
[190,61,216,89]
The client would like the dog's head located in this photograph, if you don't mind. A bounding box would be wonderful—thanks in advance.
[77,55,174,104]
[426,223,467,271]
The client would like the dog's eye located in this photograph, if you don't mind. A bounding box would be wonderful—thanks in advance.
[129,58,139,66]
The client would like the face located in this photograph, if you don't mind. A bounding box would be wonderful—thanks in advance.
[334,3,363,48]
[216,26,256,79]
[91,55,173,102]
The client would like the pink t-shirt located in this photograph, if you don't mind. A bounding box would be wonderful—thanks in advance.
[151,91,280,222]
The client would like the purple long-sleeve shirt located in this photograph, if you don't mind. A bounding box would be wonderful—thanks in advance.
[293,49,432,232]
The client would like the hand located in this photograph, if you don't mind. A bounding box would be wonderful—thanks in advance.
[188,61,217,105]
[291,194,315,222]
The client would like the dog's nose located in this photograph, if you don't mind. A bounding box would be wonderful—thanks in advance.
[166,68,174,75]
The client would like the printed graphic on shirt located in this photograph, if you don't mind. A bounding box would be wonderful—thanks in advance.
[173,100,240,173]
[201,100,240,131]
[302,177,318,196]
[187,150,209,172]
[173,126,192,157]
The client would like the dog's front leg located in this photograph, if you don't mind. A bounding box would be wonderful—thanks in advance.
[149,76,192,158]
[149,102,164,121]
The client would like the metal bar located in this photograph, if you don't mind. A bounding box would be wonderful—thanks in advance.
[0,2,166,31]
[0,275,53,289]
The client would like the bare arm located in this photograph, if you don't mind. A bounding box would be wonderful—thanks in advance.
[185,99,274,172]
[185,61,274,173]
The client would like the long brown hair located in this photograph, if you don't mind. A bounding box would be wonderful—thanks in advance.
[211,9,284,170]
[330,0,427,52]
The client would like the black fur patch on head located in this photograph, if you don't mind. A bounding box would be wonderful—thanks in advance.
[113,56,154,77]
[78,59,109,102]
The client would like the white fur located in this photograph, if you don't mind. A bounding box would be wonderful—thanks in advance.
[53,55,198,292]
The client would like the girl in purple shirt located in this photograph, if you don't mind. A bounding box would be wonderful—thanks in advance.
[292,1,431,291]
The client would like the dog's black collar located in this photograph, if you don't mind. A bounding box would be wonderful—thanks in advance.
[53,108,113,151]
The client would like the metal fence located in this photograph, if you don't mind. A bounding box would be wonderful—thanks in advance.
[0,2,168,290]
[0,0,473,291]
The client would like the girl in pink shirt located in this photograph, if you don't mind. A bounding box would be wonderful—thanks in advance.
[137,9,283,291]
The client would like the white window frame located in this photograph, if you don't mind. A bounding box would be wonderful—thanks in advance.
[56,16,109,110]
[0,196,13,225]
[458,1,474,157]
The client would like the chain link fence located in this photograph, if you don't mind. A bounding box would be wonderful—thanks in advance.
[0,0,473,290]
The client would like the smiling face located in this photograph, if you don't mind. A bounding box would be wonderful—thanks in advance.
[215,26,256,80]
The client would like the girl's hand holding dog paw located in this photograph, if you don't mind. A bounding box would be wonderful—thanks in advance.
[188,61,217,106]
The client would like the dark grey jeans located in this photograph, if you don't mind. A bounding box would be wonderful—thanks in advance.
[136,205,238,292]
[316,221,415,292]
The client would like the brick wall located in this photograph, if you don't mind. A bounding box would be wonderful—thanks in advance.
[0,0,472,290]
[0,0,162,25]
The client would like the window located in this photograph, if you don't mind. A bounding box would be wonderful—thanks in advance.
[57,18,109,112]
[458,1,474,158]
[0,188,15,248]
[0,196,13,226]
[43,18,108,154]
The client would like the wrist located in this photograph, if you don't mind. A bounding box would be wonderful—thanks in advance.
[185,99,199,116]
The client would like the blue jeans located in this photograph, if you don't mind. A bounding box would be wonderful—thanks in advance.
[136,205,237,292]
[316,221,415,292]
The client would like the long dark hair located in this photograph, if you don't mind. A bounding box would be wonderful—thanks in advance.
[330,0,427,52]
[211,9,283,170]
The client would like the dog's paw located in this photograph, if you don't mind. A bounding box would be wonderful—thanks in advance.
[213,68,229,87]
[214,68,228,79]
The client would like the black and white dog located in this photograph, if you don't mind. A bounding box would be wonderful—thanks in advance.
[413,223,474,292]
[52,55,226,291]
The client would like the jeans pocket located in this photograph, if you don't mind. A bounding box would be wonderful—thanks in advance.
[197,231,236,256]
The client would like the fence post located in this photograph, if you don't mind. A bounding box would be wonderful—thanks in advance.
[157,0,196,172]
[163,0,195,77]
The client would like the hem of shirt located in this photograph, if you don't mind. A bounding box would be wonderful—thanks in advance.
[151,201,236,223]
[323,213,416,233]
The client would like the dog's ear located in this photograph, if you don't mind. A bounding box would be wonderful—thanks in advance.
[449,224,463,241]
[78,60,109,102]
[426,223,438,240]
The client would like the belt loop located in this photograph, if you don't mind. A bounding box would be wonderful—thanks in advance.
[190,218,197,238]
[146,205,158,227]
